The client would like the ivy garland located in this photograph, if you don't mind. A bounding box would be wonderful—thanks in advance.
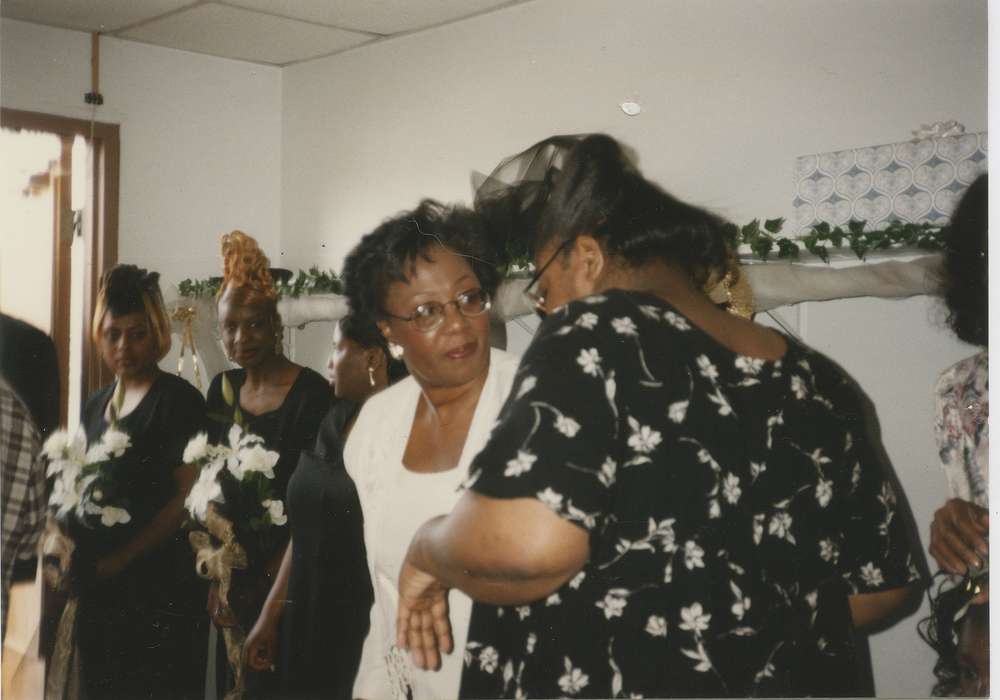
[177,266,342,300]
[176,220,946,299]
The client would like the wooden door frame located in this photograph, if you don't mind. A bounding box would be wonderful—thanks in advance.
[1,108,120,419]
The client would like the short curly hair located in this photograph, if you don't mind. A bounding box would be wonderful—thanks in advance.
[341,199,500,325]
[942,174,987,346]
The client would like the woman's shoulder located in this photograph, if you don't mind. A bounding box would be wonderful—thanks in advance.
[81,383,114,424]
[935,351,988,397]
[207,368,243,397]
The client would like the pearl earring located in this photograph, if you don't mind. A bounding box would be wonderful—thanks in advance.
[368,366,376,387]
[388,342,404,360]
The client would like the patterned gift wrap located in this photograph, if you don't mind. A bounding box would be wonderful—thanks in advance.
[791,132,987,236]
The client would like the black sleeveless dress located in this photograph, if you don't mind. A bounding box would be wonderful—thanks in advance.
[279,400,373,699]
[74,372,209,700]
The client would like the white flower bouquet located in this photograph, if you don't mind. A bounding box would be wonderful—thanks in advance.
[42,425,133,529]
[182,422,286,554]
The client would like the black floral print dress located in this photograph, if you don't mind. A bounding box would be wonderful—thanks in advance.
[459,290,919,699]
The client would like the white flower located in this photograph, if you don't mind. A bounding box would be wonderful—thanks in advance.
[577,348,602,376]
[227,423,244,450]
[597,458,617,487]
[663,560,673,583]
[85,442,111,464]
[684,540,705,570]
[804,590,818,609]
[504,450,536,477]
[750,461,766,482]
[791,375,807,399]
[679,602,712,634]
[50,470,82,516]
[653,517,677,552]
[596,588,629,619]
[768,512,795,543]
[262,499,287,526]
[525,633,537,654]
[815,479,833,507]
[851,461,861,487]
[545,593,562,606]
[478,646,499,673]
[516,376,537,399]
[645,615,668,637]
[568,571,586,589]
[818,538,839,563]
[101,427,131,457]
[185,462,224,522]
[611,316,638,336]
[183,432,210,464]
[576,312,599,329]
[668,401,688,423]
[722,473,741,504]
[41,430,71,459]
[808,448,832,469]
[730,581,751,620]
[558,658,590,695]
[99,506,131,526]
[503,660,514,685]
[639,304,661,320]
[537,487,564,510]
[735,356,764,375]
[516,606,531,620]
[605,375,617,403]
[663,310,691,331]
[696,355,719,381]
[554,415,581,437]
[235,444,279,480]
[707,498,721,519]
[627,417,661,454]
[859,562,884,587]
[752,514,765,545]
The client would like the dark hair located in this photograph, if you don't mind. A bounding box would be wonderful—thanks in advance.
[91,264,172,360]
[942,174,988,346]
[338,313,408,383]
[341,199,501,326]
[497,134,730,285]
[918,573,988,696]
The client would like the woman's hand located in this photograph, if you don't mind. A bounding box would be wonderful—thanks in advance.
[929,498,989,577]
[244,613,279,671]
[397,558,453,671]
[207,581,240,628]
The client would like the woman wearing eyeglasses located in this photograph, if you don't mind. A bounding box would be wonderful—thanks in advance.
[340,199,519,700]
[396,135,920,698]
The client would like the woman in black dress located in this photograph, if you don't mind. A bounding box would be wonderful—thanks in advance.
[204,231,330,696]
[74,264,208,699]
[243,313,407,699]
[396,135,921,698]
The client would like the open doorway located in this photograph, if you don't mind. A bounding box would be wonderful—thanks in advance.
[1,108,120,425]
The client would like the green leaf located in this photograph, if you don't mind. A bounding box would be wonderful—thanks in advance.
[776,238,800,260]
[847,220,866,235]
[763,218,785,234]
[750,237,774,261]
[850,238,870,260]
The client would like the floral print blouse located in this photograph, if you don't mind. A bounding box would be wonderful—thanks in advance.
[460,290,919,699]
[934,351,988,507]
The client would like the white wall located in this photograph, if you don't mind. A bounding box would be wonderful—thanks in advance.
[281,1,986,696]
[1,18,283,376]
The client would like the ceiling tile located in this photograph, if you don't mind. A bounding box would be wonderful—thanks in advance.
[1,0,192,33]
[117,3,373,65]
[224,0,518,35]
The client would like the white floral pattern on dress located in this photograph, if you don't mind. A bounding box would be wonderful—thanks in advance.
[461,290,919,699]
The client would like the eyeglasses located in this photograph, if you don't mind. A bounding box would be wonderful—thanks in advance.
[522,238,575,318]
[383,289,491,333]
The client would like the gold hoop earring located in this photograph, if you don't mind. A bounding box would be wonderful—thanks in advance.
[368,366,376,387]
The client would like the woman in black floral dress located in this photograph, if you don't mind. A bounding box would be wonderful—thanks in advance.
[395,134,921,698]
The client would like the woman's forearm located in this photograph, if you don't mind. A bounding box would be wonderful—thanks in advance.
[409,512,579,606]
[259,539,293,624]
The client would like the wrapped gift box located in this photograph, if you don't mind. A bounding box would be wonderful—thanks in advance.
[791,131,987,236]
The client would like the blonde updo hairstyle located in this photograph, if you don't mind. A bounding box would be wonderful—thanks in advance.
[217,230,283,341]
[91,264,172,362]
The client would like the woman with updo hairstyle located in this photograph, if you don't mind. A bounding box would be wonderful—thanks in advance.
[204,231,331,696]
[397,134,920,698]
[339,199,520,700]
[243,313,407,699]
[74,263,209,699]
